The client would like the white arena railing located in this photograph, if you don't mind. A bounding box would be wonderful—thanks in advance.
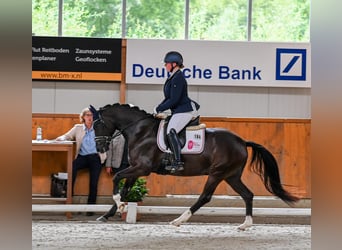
[32,203,311,224]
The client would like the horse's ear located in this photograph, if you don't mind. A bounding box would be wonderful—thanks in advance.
[89,104,99,120]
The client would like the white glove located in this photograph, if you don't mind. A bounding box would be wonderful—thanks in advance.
[155,112,167,119]
[153,106,158,115]
[99,152,107,164]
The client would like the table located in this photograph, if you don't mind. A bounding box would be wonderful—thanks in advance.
[32,140,75,206]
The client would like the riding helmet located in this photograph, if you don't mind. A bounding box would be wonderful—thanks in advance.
[164,51,183,66]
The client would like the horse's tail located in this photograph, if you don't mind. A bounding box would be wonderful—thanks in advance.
[246,141,300,205]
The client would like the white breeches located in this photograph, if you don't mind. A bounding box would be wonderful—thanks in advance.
[167,112,195,133]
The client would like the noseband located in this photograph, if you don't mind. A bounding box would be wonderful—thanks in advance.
[93,116,116,152]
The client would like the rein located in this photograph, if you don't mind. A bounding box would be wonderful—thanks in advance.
[94,114,151,146]
[117,115,151,136]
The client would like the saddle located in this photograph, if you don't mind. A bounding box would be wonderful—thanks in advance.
[156,114,206,154]
[162,115,200,148]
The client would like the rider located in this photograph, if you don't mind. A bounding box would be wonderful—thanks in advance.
[154,51,200,172]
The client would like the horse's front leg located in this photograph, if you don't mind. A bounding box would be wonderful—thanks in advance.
[96,204,118,222]
[112,161,152,215]
[96,175,120,222]
[97,175,137,222]
[113,162,151,205]
[112,174,138,214]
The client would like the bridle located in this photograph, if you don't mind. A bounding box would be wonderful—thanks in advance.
[93,117,113,153]
[94,113,151,151]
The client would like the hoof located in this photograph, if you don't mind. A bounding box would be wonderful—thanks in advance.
[96,216,108,222]
[118,203,125,213]
[237,216,253,230]
[237,224,251,231]
[169,219,181,227]
[237,225,247,231]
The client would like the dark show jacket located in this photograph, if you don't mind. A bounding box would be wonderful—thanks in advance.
[156,70,200,114]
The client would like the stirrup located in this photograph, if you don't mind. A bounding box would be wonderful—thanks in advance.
[165,161,184,172]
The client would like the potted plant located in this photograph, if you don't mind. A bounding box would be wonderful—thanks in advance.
[118,177,149,202]
[118,177,148,221]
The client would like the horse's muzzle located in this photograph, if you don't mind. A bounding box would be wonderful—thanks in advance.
[95,136,110,153]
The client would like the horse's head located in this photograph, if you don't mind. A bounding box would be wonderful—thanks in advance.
[91,103,155,153]
[90,104,117,153]
[93,119,112,153]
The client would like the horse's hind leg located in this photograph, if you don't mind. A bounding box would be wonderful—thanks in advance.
[170,176,221,227]
[225,176,254,230]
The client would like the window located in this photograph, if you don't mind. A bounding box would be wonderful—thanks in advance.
[63,0,122,38]
[251,0,310,42]
[126,0,185,39]
[189,0,248,41]
[32,0,310,42]
[32,0,59,36]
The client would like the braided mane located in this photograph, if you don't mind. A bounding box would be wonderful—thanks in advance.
[100,103,152,118]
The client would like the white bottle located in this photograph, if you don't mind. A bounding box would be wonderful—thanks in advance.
[36,126,42,141]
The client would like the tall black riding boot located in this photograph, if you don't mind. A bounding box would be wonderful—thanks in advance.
[165,128,184,172]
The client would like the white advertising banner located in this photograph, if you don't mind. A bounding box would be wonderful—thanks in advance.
[126,39,311,88]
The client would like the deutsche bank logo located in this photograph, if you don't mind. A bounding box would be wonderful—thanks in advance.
[276,48,306,81]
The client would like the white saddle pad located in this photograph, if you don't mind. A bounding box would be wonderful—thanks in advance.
[157,120,205,154]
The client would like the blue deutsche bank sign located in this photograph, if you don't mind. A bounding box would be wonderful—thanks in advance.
[276,48,306,81]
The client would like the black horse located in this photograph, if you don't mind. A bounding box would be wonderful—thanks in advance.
[92,103,299,230]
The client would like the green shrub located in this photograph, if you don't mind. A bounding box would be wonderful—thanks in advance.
[118,178,148,202]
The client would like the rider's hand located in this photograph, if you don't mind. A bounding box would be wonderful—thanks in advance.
[152,106,160,117]
[156,113,165,119]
